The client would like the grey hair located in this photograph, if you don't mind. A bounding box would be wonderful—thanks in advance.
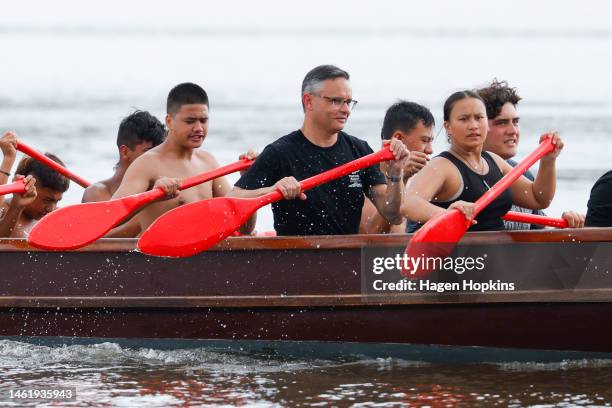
[301,65,350,110]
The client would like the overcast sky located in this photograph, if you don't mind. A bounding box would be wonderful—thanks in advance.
[1,0,611,31]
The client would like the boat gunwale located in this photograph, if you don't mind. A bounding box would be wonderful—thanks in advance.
[0,227,608,253]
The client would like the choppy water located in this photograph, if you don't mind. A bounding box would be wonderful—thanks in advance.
[2,340,612,407]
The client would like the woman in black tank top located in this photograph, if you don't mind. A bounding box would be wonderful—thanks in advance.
[402,90,564,233]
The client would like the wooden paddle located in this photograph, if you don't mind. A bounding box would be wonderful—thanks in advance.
[403,137,555,277]
[28,158,254,250]
[16,140,91,188]
[503,211,568,228]
[0,179,26,196]
[138,146,397,257]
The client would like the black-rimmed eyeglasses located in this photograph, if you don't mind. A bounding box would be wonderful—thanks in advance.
[311,94,358,110]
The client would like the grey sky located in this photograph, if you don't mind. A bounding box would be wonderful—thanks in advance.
[1,0,611,30]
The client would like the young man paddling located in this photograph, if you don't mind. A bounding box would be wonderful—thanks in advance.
[0,131,20,209]
[477,80,584,229]
[0,153,69,238]
[82,110,166,203]
[360,101,434,234]
[110,82,256,236]
[229,65,408,235]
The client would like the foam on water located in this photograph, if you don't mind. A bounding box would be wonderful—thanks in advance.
[0,340,332,373]
[2,341,612,406]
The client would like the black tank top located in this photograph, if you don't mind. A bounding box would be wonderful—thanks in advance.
[407,151,512,232]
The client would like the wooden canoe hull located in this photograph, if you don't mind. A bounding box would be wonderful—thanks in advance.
[2,228,612,354]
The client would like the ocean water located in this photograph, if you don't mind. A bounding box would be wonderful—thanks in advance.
[2,1,612,405]
[2,340,612,407]
[1,1,612,229]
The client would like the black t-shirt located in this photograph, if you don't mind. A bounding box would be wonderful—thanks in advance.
[586,170,612,227]
[235,130,386,235]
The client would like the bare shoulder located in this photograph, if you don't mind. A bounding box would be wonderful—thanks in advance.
[420,155,456,176]
[134,148,163,166]
[407,155,459,198]
[485,151,512,172]
[195,150,220,167]
[82,182,112,203]
[125,150,163,177]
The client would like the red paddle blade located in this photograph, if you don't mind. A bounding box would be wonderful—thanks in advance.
[138,197,259,258]
[412,209,470,244]
[402,210,469,278]
[28,200,138,250]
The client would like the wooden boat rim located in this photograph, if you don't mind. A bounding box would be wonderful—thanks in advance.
[1,227,610,252]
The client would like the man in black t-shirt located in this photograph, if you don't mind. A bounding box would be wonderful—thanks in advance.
[229,65,408,236]
[586,171,612,227]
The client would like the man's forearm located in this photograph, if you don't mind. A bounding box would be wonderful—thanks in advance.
[0,204,23,237]
[0,156,15,208]
[532,160,557,209]
[227,186,276,199]
[379,179,404,225]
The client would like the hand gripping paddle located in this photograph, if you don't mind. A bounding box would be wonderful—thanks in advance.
[138,146,397,258]
[403,137,555,277]
[0,179,26,196]
[28,158,254,250]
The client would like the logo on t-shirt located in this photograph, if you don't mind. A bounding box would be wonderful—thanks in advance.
[348,171,362,188]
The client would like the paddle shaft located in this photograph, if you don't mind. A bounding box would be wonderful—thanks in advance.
[133,158,254,203]
[16,141,91,188]
[254,147,395,206]
[0,179,26,196]
[473,138,555,218]
[503,211,568,228]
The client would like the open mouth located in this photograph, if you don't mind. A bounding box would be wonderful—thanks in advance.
[504,138,517,146]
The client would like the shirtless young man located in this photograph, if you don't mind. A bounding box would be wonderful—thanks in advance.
[82,110,165,202]
[0,153,69,238]
[110,82,255,236]
[0,131,19,209]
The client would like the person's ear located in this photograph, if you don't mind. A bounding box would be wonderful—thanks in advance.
[119,145,130,162]
[165,114,173,131]
[392,131,405,142]
[303,94,314,112]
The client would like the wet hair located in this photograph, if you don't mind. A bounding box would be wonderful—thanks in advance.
[117,110,166,150]
[166,82,209,115]
[381,101,435,140]
[477,79,522,119]
[16,153,70,193]
[301,65,350,110]
[443,90,486,122]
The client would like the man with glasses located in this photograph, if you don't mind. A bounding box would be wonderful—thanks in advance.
[230,64,408,235]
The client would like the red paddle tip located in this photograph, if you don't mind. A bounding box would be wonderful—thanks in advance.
[402,210,469,278]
